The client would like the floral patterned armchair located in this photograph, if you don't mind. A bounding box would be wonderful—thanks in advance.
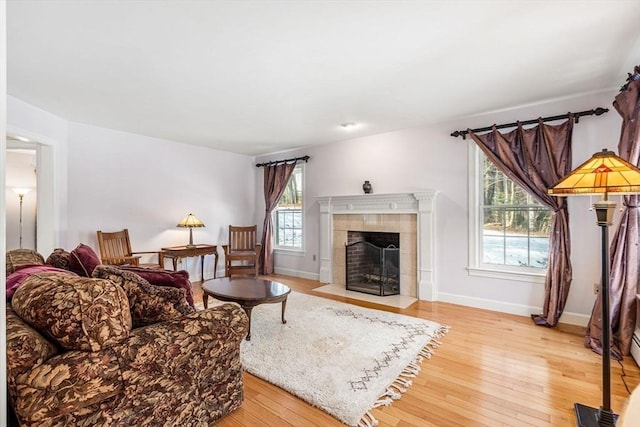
[6,249,249,427]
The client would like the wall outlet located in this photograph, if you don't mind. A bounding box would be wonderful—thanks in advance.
[594,283,599,294]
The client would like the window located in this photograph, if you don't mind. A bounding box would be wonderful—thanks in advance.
[468,145,551,280]
[274,164,304,250]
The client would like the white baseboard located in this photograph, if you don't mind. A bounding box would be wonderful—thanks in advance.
[557,311,591,327]
[437,292,590,327]
[273,267,319,281]
[263,275,590,327]
[207,269,225,281]
[203,268,318,281]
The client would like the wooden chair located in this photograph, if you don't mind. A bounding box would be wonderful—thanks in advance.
[222,225,261,277]
[96,229,163,268]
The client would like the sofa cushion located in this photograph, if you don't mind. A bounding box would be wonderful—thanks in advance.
[12,272,132,352]
[6,307,60,407]
[6,265,76,299]
[68,243,101,277]
[120,266,195,307]
[45,248,71,270]
[15,350,124,424]
[6,249,44,275]
[93,265,195,327]
[6,307,59,375]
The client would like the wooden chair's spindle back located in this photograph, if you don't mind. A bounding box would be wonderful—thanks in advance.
[229,226,257,252]
[97,229,138,266]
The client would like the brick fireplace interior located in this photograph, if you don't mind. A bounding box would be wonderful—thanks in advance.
[346,231,400,296]
[332,214,417,297]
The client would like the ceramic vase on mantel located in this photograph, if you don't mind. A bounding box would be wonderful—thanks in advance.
[362,180,373,194]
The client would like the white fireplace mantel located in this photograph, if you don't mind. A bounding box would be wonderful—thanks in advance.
[317,191,438,301]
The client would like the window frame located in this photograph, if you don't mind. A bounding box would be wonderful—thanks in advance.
[273,163,305,253]
[467,143,547,283]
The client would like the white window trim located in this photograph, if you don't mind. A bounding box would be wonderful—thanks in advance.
[467,143,546,284]
[274,247,306,256]
[274,163,305,252]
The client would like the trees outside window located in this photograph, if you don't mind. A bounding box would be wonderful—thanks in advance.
[482,155,551,268]
[469,146,550,279]
[274,164,303,250]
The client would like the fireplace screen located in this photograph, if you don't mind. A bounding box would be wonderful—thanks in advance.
[345,236,400,296]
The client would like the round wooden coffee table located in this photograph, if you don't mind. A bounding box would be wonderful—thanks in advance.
[202,277,291,340]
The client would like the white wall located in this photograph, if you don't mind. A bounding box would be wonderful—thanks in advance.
[256,89,623,324]
[6,97,257,280]
[66,122,256,280]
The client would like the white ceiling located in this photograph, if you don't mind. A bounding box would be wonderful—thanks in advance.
[7,1,640,156]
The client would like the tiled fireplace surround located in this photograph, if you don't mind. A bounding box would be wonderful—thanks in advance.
[317,192,438,300]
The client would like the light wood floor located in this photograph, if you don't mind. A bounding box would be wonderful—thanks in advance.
[194,275,640,427]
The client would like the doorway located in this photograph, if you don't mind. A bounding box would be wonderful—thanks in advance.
[6,138,37,250]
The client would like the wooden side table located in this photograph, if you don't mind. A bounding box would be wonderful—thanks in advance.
[160,244,218,281]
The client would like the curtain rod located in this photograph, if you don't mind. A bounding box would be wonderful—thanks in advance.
[255,155,310,168]
[450,107,609,139]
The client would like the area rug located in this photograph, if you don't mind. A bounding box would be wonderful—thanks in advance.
[225,291,449,427]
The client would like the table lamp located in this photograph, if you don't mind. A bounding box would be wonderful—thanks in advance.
[549,149,640,427]
[176,213,205,247]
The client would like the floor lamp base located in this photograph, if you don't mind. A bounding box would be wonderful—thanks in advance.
[575,403,617,427]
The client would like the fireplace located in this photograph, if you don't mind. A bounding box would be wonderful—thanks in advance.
[317,192,438,300]
[346,231,400,296]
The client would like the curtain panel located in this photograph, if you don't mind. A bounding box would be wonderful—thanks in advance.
[469,119,573,326]
[259,162,296,275]
[585,66,640,357]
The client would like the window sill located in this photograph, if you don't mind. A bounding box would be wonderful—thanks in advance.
[467,266,546,284]
[274,247,305,257]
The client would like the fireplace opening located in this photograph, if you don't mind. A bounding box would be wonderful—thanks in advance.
[345,231,400,296]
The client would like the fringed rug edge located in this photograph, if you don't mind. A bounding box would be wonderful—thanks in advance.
[356,324,451,427]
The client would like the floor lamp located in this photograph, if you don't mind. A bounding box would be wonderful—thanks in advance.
[549,149,640,427]
[12,188,32,249]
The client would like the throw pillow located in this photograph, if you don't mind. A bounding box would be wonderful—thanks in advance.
[6,249,44,275]
[68,243,101,277]
[45,248,71,270]
[92,265,195,327]
[120,266,195,307]
[6,265,77,300]
[12,272,132,352]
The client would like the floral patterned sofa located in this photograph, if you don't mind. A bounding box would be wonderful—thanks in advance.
[6,248,249,427]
